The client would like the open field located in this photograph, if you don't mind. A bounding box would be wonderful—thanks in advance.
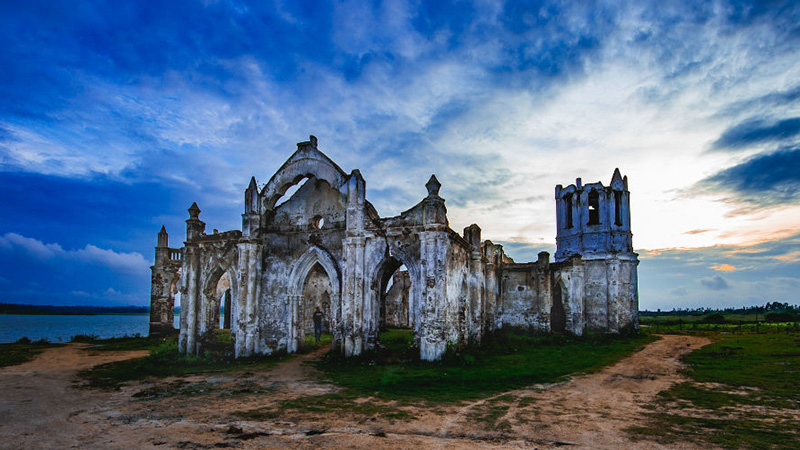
[629,329,800,449]
[0,327,797,449]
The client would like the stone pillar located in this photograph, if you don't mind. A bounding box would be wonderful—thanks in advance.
[342,236,366,357]
[341,169,367,357]
[179,203,205,355]
[180,244,200,354]
[235,241,262,357]
[418,174,450,361]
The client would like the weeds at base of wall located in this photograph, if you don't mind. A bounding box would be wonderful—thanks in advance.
[77,331,290,390]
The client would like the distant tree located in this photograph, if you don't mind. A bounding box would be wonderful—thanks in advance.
[702,313,726,324]
[765,312,795,323]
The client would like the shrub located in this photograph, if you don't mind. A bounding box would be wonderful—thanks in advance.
[765,312,796,323]
[702,313,726,324]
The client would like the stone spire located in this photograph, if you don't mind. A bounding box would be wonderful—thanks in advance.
[188,202,201,219]
[425,174,441,197]
[157,225,169,248]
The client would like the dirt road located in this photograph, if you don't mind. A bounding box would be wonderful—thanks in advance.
[0,335,710,450]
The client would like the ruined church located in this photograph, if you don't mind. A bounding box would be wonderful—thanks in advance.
[149,136,639,361]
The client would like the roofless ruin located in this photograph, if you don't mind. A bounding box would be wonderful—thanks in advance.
[149,136,639,361]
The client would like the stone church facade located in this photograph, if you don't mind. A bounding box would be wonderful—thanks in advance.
[149,136,639,361]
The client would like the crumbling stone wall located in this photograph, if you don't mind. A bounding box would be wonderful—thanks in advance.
[150,135,639,361]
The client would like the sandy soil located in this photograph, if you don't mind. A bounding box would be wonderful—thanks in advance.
[0,335,712,450]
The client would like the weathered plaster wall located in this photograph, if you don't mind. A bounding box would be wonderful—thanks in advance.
[152,137,640,362]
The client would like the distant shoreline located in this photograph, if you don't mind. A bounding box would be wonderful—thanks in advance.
[0,303,149,316]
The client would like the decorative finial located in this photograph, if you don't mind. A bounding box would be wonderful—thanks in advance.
[188,202,201,219]
[159,225,167,235]
[309,135,318,148]
[426,174,441,196]
[248,176,257,190]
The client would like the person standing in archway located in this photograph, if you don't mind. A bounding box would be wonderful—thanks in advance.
[313,306,324,342]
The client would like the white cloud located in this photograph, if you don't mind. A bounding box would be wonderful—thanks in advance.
[0,232,149,274]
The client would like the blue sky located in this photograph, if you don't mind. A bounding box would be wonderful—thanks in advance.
[0,0,798,309]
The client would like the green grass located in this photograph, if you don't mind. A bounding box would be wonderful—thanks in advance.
[234,329,654,420]
[72,334,168,351]
[641,320,798,334]
[317,328,656,403]
[79,330,290,389]
[303,333,334,349]
[629,331,800,449]
[0,339,61,367]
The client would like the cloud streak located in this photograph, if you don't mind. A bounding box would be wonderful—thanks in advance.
[0,233,149,274]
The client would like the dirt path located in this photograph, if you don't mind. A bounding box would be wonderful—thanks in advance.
[0,335,711,450]
[431,334,712,449]
[0,344,148,450]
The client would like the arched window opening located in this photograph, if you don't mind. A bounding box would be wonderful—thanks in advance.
[384,263,410,329]
[614,191,622,226]
[301,263,333,341]
[565,193,574,228]
[212,272,232,330]
[588,190,600,225]
[378,259,414,353]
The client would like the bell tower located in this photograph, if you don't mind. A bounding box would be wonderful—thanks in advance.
[554,168,632,261]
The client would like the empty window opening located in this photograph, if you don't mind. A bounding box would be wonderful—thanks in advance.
[588,190,600,225]
[614,191,622,226]
[213,272,232,330]
[565,193,573,228]
[172,291,182,329]
[219,289,232,329]
[377,259,414,353]
[312,216,325,229]
[383,263,410,329]
[275,177,310,208]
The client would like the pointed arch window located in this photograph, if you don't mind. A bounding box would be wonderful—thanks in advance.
[614,191,622,226]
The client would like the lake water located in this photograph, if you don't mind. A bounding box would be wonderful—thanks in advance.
[0,314,178,343]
